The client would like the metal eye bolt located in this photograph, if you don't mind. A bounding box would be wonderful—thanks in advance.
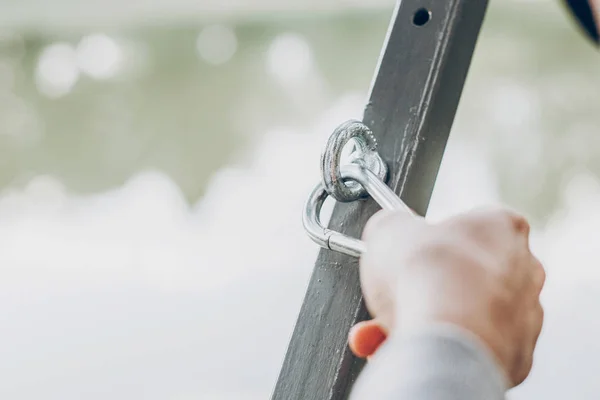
[320,120,388,203]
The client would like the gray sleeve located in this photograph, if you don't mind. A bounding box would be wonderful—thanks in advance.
[349,324,507,400]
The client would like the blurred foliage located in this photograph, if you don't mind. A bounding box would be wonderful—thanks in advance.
[0,14,389,200]
[0,0,598,223]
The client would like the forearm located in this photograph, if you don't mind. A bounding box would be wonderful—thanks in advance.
[350,324,507,400]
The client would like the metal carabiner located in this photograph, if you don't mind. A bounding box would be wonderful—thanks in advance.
[303,163,414,258]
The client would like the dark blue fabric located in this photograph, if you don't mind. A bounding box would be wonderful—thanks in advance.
[565,0,599,44]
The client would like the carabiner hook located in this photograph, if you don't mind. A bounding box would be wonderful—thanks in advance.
[303,163,414,258]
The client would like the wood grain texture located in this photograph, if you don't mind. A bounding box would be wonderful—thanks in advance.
[271,1,489,399]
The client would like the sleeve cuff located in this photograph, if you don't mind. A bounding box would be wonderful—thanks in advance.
[398,322,510,390]
[351,322,508,400]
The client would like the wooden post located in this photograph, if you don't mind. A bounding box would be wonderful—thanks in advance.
[271,1,489,399]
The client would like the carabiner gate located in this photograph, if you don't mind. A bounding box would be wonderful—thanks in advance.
[303,163,414,258]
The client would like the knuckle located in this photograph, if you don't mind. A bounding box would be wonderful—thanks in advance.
[537,261,547,286]
[363,209,425,243]
[465,207,530,235]
[531,256,546,290]
[510,213,530,235]
[496,208,530,236]
[489,207,528,228]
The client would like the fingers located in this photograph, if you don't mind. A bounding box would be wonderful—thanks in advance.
[362,210,394,239]
[452,207,530,238]
[348,319,388,359]
[362,209,425,242]
[513,301,544,386]
[359,210,427,334]
[530,255,546,296]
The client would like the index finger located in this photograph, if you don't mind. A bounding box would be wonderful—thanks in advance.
[362,209,425,242]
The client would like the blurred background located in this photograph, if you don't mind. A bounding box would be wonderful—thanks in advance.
[0,0,598,398]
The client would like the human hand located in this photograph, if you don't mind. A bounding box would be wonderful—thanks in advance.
[348,207,545,387]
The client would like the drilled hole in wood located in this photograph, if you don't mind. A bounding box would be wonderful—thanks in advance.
[413,8,431,26]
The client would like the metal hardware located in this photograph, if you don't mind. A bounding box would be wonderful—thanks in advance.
[320,120,388,203]
[273,1,487,398]
[304,163,414,258]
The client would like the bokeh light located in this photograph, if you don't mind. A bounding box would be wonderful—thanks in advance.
[196,25,237,65]
[267,33,313,83]
[76,33,123,79]
[35,43,79,98]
